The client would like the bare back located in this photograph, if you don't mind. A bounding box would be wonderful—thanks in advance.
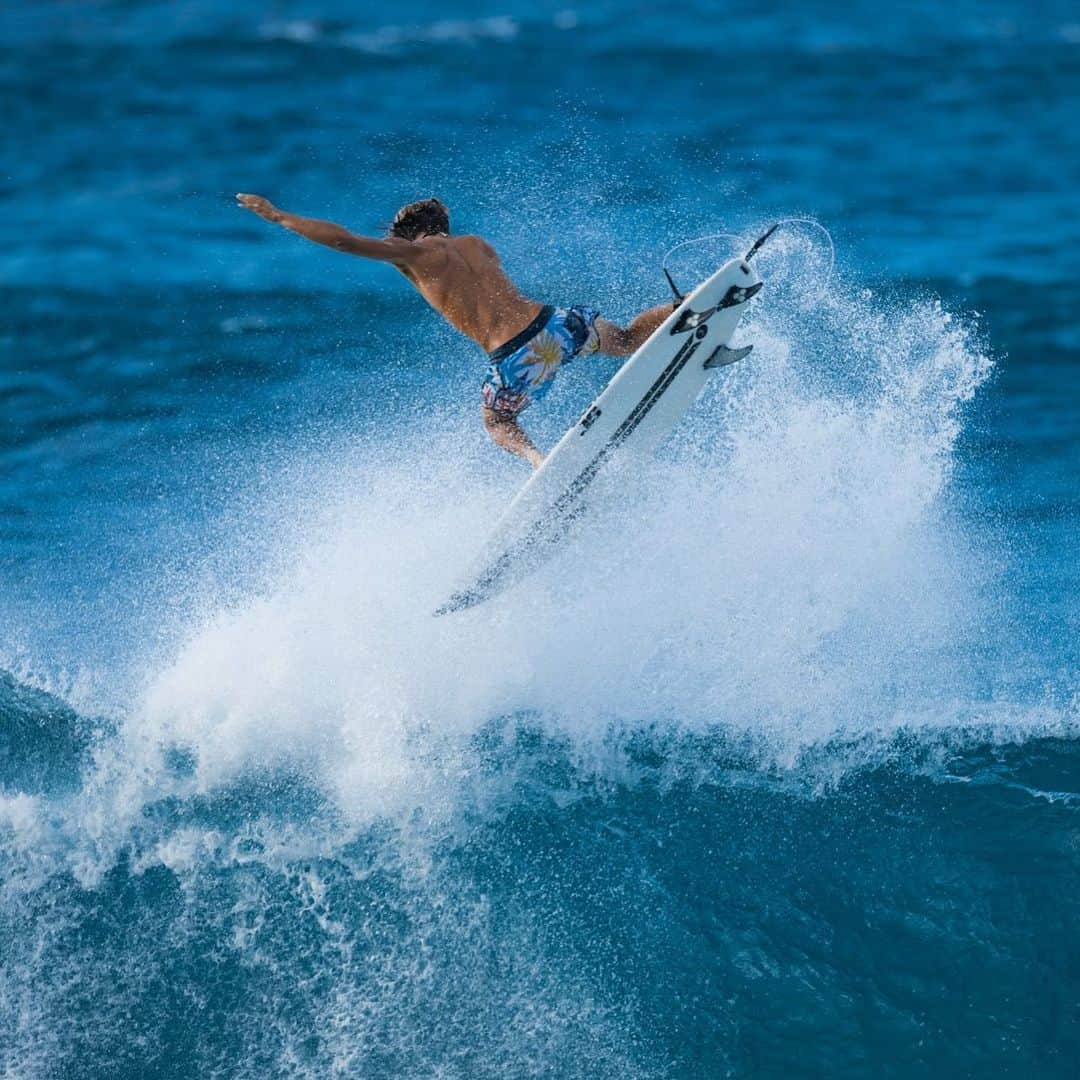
[399,235,543,353]
[235,192,672,469]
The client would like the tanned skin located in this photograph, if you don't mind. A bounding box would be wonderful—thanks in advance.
[236,193,671,468]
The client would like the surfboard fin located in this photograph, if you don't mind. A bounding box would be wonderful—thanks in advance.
[703,343,753,369]
[717,281,764,309]
[671,307,709,333]
[670,282,764,334]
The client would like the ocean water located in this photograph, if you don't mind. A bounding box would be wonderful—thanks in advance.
[2,1,1079,1076]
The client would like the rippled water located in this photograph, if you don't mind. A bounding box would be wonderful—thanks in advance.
[2,2,1078,1076]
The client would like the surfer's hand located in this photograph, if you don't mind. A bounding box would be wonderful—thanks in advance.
[236,193,282,223]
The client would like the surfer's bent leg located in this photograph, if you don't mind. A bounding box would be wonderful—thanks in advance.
[482,407,544,470]
[595,302,671,357]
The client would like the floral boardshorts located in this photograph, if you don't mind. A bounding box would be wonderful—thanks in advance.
[481,305,602,417]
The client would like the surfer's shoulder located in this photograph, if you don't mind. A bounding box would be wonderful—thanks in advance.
[452,234,498,258]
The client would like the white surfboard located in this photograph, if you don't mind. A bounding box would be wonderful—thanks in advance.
[435,255,762,615]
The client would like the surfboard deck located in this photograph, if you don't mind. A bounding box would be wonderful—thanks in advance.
[435,256,762,615]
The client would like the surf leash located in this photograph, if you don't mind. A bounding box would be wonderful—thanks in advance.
[661,231,743,306]
[744,223,780,261]
[661,218,836,304]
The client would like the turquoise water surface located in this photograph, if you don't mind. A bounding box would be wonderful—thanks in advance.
[2,2,1078,1076]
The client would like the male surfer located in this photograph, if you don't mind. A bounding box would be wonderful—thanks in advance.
[236,194,671,468]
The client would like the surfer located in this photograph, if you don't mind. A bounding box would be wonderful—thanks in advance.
[236,194,672,468]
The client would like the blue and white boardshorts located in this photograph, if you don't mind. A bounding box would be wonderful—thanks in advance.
[481,305,602,417]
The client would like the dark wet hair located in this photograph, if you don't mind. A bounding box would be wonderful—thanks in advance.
[387,197,450,240]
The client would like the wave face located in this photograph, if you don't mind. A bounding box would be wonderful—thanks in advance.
[3,0,1079,1076]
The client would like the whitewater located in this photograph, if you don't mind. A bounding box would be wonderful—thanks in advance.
[4,1,1080,1073]
[4,234,1075,1076]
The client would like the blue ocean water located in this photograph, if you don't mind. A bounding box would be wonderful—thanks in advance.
[2,1,1079,1075]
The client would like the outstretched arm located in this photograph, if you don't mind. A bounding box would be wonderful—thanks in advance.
[236,193,415,264]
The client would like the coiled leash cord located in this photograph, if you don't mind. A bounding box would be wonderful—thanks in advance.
[661,218,836,306]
